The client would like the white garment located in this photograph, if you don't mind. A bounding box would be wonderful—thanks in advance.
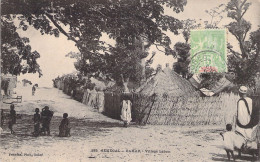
[237,97,252,125]
[222,131,245,151]
[120,100,132,123]
[235,97,255,140]
[236,125,257,140]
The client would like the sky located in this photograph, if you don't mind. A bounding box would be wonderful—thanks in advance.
[16,0,260,87]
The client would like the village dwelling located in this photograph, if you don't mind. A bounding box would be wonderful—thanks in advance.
[1,74,17,98]
[103,64,200,121]
[136,64,200,97]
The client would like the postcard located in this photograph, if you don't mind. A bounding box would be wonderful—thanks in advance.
[1,0,259,161]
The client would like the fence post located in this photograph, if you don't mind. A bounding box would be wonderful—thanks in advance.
[145,94,156,125]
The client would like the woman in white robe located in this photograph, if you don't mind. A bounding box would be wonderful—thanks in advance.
[121,99,132,127]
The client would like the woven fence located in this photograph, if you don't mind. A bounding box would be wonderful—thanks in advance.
[54,78,259,126]
[133,93,260,126]
[103,93,241,125]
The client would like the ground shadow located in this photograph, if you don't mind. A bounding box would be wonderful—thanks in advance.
[211,153,258,162]
[0,113,136,148]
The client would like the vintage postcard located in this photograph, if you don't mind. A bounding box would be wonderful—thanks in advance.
[1,0,260,162]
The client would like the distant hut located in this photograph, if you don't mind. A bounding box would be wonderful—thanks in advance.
[1,74,17,97]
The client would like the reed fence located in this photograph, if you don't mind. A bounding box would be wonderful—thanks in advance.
[133,93,259,126]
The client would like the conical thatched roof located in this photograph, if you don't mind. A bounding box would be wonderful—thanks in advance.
[137,67,200,97]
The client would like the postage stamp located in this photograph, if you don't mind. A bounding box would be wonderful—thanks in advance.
[189,29,227,74]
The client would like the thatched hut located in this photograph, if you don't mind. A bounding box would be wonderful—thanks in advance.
[136,66,200,97]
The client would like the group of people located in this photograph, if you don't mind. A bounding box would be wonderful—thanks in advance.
[3,105,71,137]
[33,106,54,136]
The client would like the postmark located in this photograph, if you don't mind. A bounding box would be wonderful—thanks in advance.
[189,29,227,74]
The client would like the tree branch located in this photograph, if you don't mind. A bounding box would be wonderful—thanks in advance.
[240,9,248,19]
[139,35,171,55]
[44,12,78,43]
[146,52,156,65]
[228,46,243,60]
[243,29,249,42]
[241,0,247,8]
[154,44,166,53]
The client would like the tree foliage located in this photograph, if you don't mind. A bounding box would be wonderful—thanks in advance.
[172,42,191,79]
[2,0,187,87]
[1,15,42,76]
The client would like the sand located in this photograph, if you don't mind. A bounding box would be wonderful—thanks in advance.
[0,85,257,162]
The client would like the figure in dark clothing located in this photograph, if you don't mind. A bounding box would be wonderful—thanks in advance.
[33,108,41,137]
[59,113,71,137]
[40,106,53,136]
[32,85,36,96]
[1,109,4,127]
[8,104,16,134]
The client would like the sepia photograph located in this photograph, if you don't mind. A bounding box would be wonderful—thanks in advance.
[0,0,260,161]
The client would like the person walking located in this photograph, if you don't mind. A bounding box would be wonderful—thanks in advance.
[235,86,257,140]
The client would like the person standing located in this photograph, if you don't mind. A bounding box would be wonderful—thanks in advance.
[235,86,257,140]
[120,93,132,127]
[41,106,53,136]
[33,108,41,137]
[8,104,16,134]
[1,109,4,127]
[32,85,36,96]
[59,113,71,137]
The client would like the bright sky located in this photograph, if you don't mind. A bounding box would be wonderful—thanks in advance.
[16,0,260,87]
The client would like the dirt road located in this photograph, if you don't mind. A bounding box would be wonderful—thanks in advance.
[0,86,257,162]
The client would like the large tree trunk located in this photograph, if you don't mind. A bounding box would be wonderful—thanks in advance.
[121,74,129,92]
[0,51,2,102]
[123,80,129,93]
[140,36,146,84]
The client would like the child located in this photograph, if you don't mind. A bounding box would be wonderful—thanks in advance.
[220,124,245,161]
[40,106,53,136]
[33,108,41,137]
[8,104,16,134]
[32,85,36,96]
[59,113,70,137]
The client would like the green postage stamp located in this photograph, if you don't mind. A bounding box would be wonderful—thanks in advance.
[190,29,227,74]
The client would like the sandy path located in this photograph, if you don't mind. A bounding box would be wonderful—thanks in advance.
[0,86,257,162]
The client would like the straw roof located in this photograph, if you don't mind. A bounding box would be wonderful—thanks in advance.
[137,67,200,97]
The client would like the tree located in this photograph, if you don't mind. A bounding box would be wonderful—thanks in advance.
[145,51,156,79]
[1,15,42,76]
[204,4,225,28]
[172,19,199,79]
[2,0,187,91]
[181,19,201,43]
[226,0,260,86]
[105,43,146,91]
[172,42,191,79]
